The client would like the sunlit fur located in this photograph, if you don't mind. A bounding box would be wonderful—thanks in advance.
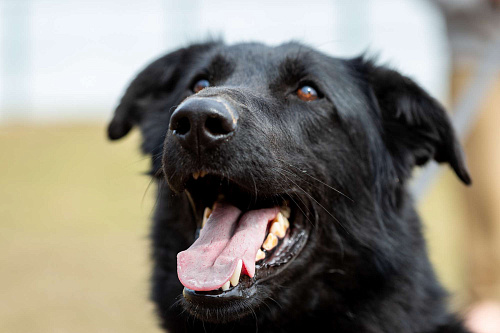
[108,41,471,333]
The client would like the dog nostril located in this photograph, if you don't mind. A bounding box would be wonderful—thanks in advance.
[205,115,234,136]
[173,117,191,136]
[169,98,238,151]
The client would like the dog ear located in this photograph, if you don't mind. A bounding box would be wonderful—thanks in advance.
[107,42,219,140]
[359,59,471,185]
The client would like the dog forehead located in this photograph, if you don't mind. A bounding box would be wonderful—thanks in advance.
[219,42,300,63]
[208,42,339,85]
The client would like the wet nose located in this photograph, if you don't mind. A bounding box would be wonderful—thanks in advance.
[169,98,238,152]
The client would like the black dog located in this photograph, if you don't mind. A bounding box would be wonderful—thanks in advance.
[108,41,472,332]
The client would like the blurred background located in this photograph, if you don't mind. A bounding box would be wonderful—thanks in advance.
[0,0,499,332]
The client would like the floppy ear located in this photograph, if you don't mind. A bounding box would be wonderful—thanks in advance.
[107,42,219,140]
[362,60,471,185]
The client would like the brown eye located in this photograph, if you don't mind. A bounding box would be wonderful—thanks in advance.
[193,79,209,93]
[296,85,318,101]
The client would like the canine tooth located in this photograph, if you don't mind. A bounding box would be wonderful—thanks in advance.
[193,172,200,180]
[270,221,286,238]
[200,170,207,178]
[278,212,290,229]
[280,206,291,219]
[221,281,230,291]
[202,207,212,228]
[230,259,242,287]
[262,233,278,251]
[255,249,266,261]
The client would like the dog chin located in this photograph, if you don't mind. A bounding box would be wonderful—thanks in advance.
[180,284,261,323]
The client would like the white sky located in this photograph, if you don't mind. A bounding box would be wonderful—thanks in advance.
[0,0,450,122]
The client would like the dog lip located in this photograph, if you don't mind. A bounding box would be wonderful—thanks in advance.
[181,283,259,323]
[183,281,257,303]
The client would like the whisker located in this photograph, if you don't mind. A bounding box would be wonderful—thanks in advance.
[267,296,283,310]
[201,316,207,333]
[272,169,315,228]
[250,172,258,206]
[275,158,353,202]
[141,175,156,207]
[277,170,346,257]
[260,299,275,313]
[170,296,182,308]
[280,192,314,229]
[280,170,347,233]
[246,303,259,333]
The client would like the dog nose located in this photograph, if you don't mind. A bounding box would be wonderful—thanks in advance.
[169,98,237,151]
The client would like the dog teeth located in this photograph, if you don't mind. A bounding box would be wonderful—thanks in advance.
[202,207,212,228]
[280,206,291,219]
[278,211,290,228]
[220,260,242,292]
[193,170,207,180]
[230,259,242,287]
[262,233,278,251]
[255,249,266,262]
[257,212,290,258]
[269,221,286,238]
[269,212,289,239]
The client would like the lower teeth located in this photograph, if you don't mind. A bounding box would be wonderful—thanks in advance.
[203,204,291,292]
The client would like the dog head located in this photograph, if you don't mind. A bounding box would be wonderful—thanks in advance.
[108,41,470,327]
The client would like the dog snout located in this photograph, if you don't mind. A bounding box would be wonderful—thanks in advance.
[169,98,238,152]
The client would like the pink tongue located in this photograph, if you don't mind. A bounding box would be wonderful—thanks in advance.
[177,202,279,291]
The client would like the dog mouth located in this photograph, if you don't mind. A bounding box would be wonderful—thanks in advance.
[176,171,310,312]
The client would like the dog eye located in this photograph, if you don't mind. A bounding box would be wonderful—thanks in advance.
[193,79,210,93]
[296,85,318,101]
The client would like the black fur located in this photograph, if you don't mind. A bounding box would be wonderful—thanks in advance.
[108,41,471,333]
